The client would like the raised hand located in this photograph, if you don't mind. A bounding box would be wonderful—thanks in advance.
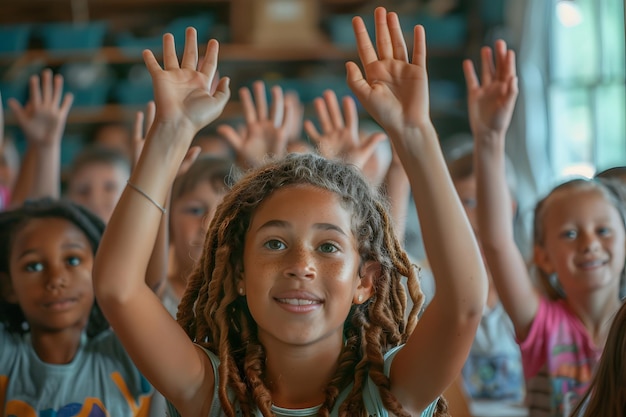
[8,69,73,147]
[217,80,291,169]
[142,28,230,136]
[304,90,385,170]
[346,7,430,138]
[462,40,518,140]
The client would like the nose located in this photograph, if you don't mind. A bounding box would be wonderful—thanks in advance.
[579,230,601,253]
[45,263,68,291]
[283,246,316,280]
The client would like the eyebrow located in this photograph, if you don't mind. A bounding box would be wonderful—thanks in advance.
[17,242,89,260]
[256,220,348,237]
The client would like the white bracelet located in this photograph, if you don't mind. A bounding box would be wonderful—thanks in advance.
[126,181,167,214]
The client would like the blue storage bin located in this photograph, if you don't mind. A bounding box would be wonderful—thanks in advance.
[115,32,163,58]
[40,21,108,53]
[59,63,113,107]
[113,65,154,105]
[0,24,31,54]
[481,0,506,25]
[406,12,468,49]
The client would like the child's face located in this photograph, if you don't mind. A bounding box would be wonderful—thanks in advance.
[535,188,626,296]
[170,181,226,273]
[7,218,94,335]
[67,163,129,223]
[242,184,363,348]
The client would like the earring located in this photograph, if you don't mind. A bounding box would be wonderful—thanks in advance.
[238,287,244,296]
[357,294,363,304]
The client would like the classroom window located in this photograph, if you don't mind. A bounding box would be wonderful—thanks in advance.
[549,0,625,178]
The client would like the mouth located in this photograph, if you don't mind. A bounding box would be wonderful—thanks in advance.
[42,298,78,311]
[576,259,608,270]
[276,298,322,306]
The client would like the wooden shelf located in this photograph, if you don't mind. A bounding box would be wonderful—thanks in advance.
[0,43,357,66]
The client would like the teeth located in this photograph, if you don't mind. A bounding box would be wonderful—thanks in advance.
[581,260,604,267]
[278,298,318,305]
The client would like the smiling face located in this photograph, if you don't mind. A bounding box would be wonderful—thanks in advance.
[7,217,95,336]
[534,187,626,298]
[242,184,370,349]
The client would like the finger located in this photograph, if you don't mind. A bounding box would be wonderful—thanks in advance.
[133,110,145,141]
[212,76,231,106]
[239,87,257,124]
[462,59,480,92]
[216,124,242,151]
[374,7,393,60]
[269,85,284,128]
[143,49,162,75]
[388,12,408,62]
[313,96,332,134]
[29,74,42,106]
[162,33,179,70]
[361,132,387,160]
[480,46,495,86]
[7,98,27,128]
[352,16,378,67]
[40,69,53,103]
[253,81,268,120]
[342,96,358,140]
[199,39,219,81]
[180,27,199,70]
[52,74,64,107]
[179,145,202,175]
[494,40,508,81]
[324,90,344,129]
[303,120,321,142]
[345,61,370,102]
[144,101,156,134]
[59,92,73,117]
[411,25,427,68]
[281,95,295,134]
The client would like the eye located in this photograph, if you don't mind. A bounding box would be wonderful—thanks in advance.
[184,206,206,217]
[319,242,339,253]
[264,240,286,250]
[560,230,577,239]
[597,227,612,237]
[25,262,43,272]
[461,198,477,209]
[67,256,81,267]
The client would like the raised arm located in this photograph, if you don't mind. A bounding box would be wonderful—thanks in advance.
[8,69,73,207]
[217,80,291,169]
[93,28,230,415]
[346,8,487,413]
[463,41,538,339]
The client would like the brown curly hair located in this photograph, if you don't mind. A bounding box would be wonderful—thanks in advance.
[176,152,448,417]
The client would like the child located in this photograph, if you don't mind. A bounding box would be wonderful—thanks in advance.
[444,139,525,403]
[465,39,626,416]
[93,8,487,417]
[0,198,152,415]
[569,300,626,417]
[65,145,131,223]
[162,154,234,317]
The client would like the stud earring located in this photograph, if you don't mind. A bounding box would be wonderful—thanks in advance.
[357,294,363,304]
[238,287,244,296]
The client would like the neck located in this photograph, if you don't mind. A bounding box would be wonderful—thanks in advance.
[566,288,621,346]
[168,262,193,299]
[30,328,83,364]
[262,336,344,408]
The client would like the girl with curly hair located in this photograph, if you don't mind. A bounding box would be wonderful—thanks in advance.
[93,7,487,417]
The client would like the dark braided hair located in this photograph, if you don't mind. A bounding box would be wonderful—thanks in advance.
[176,153,448,416]
[0,198,108,338]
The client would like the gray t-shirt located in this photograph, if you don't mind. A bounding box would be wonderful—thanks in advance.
[0,326,153,416]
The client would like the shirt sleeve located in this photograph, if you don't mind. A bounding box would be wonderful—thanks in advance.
[518,297,552,379]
